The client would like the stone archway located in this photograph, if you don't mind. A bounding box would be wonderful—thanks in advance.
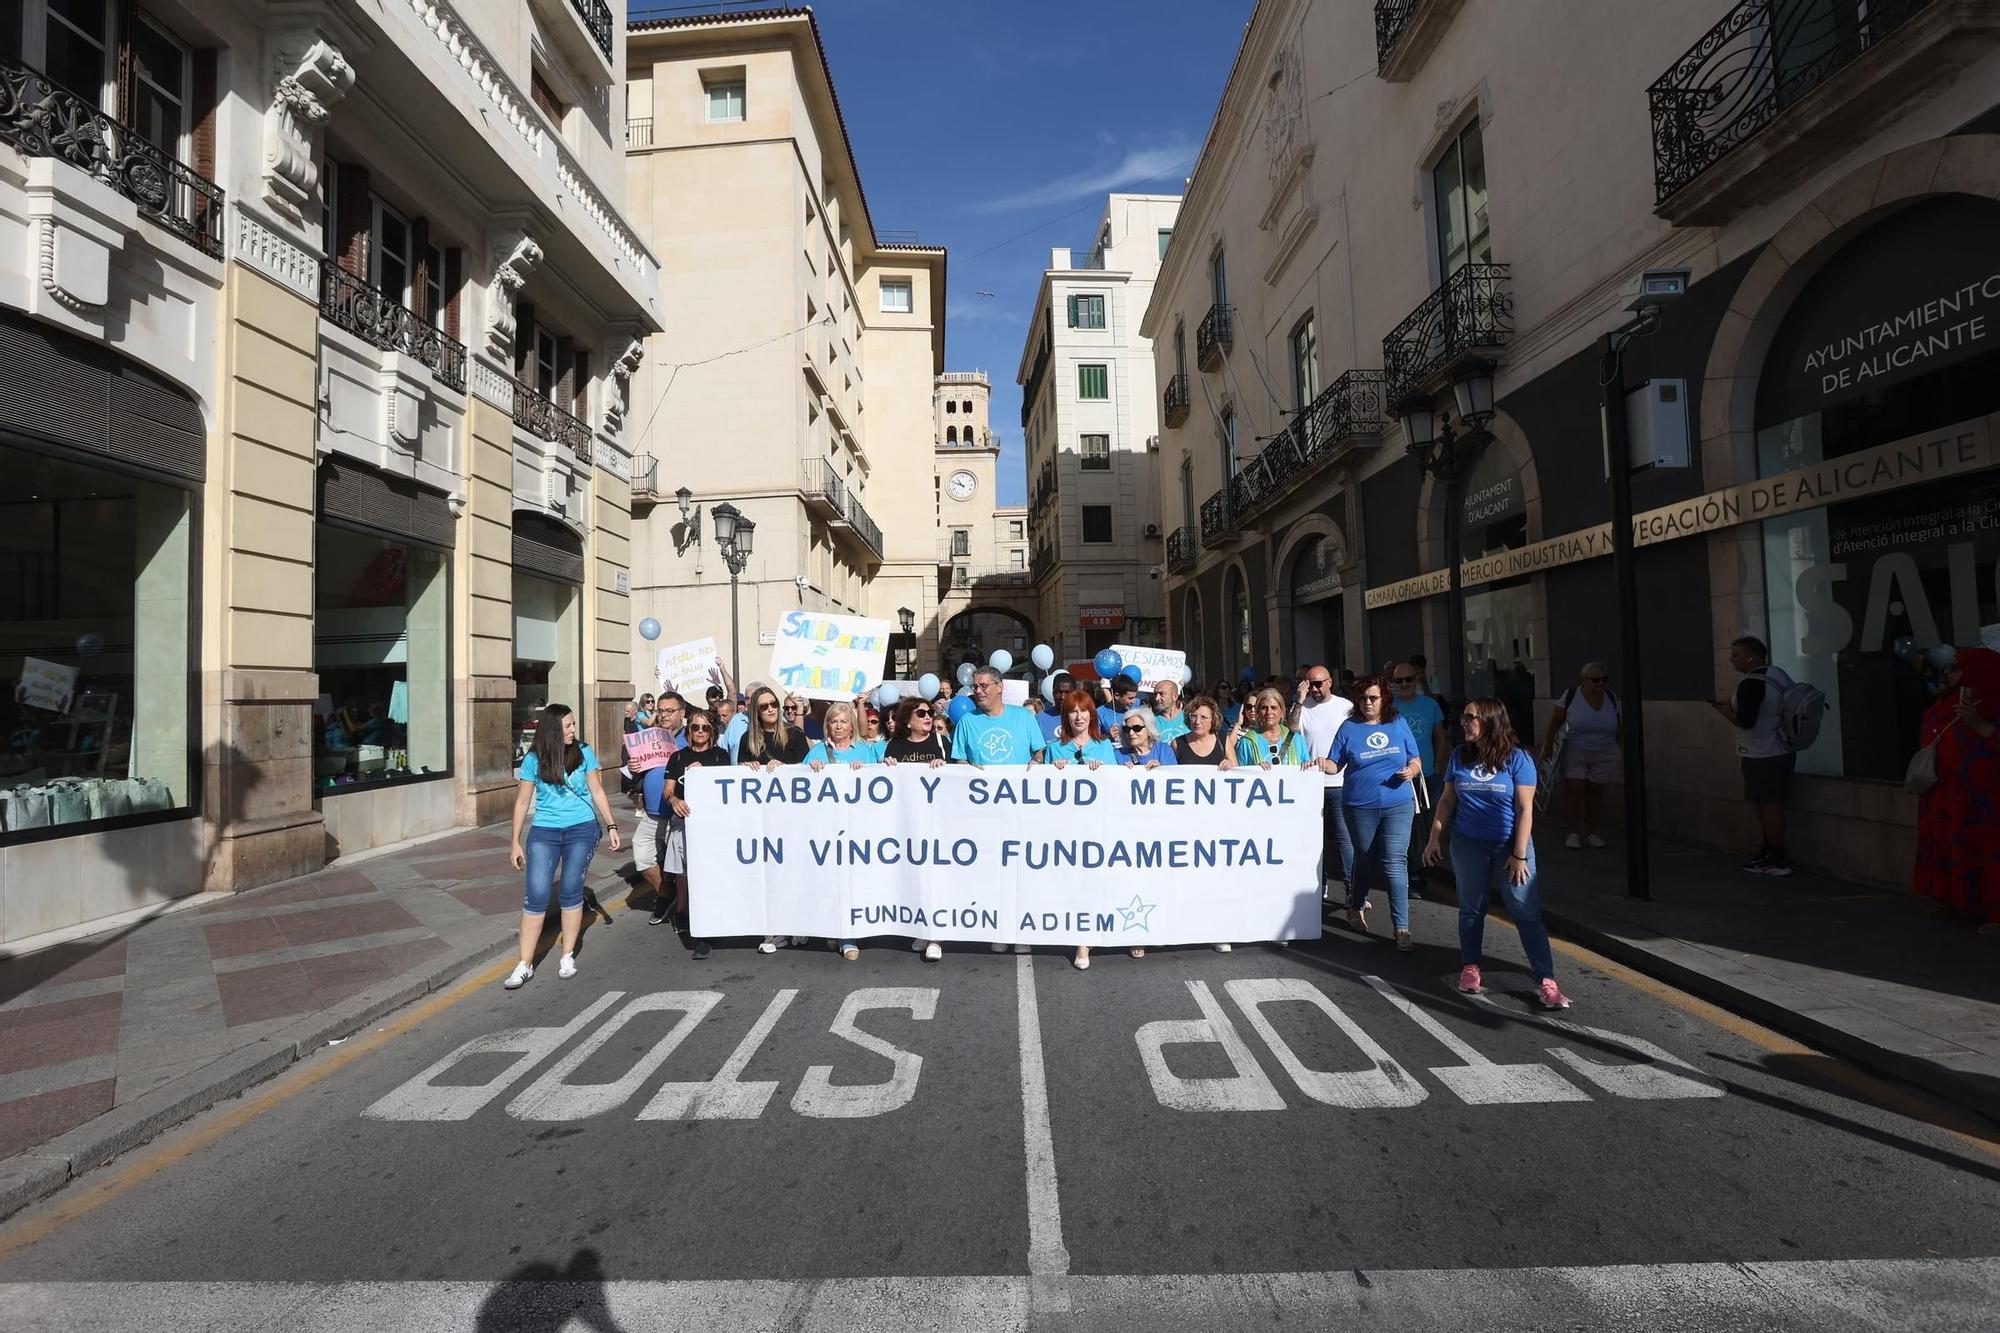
[941,606,1036,673]
[1694,133,2000,690]
[1270,514,1350,672]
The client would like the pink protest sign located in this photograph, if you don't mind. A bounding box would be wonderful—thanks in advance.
[626,726,678,773]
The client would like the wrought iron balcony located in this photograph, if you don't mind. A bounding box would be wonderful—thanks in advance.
[954,565,1034,590]
[0,55,224,259]
[1196,304,1233,371]
[1163,373,1190,427]
[1199,489,1237,548]
[1649,0,1937,210]
[1382,263,1511,403]
[570,0,614,61]
[631,453,660,503]
[319,263,467,392]
[1031,543,1059,584]
[1376,0,1422,68]
[514,379,594,464]
[1165,525,1196,574]
[845,492,884,561]
[626,118,652,149]
[800,457,847,519]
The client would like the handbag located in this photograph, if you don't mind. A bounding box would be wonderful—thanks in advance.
[1904,718,1954,794]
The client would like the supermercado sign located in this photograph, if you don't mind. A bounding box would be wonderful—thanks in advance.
[684,766,1324,946]
[1364,415,1997,609]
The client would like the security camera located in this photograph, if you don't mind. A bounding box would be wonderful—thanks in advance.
[794,575,810,590]
[1623,268,1689,313]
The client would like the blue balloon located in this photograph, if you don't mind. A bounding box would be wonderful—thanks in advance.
[1040,675,1058,704]
[1926,643,1959,670]
[956,662,976,687]
[947,695,975,724]
[1093,648,1123,678]
[919,673,941,700]
[638,617,662,641]
[989,648,1014,674]
[874,684,899,710]
[1240,666,1257,683]
[1031,644,1055,672]
[1120,665,1143,684]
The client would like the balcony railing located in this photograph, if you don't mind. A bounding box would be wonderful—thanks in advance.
[1196,304,1233,371]
[1165,526,1196,574]
[1376,0,1422,68]
[1031,544,1059,584]
[845,492,884,560]
[626,118,653,148]
[514,379,594,463]
[1648,0,1933,206]
[800,457,847,517]
[1194,369,1392,545]
[631,453,661,500]
[319,263,467,392]
[0,55,224,259]
[570,0,614,61]
[951,565,1034,590]
[1163,372,1190,427]
[1198,490,1235,548]
[1382,263,1511,403]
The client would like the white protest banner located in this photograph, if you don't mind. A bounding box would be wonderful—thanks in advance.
[656,637,724,697]
[1109,644,1187,689]
[769,610,892,701]
[625,727,677,773]
[685,766,1324,946]
[15,657,78,713]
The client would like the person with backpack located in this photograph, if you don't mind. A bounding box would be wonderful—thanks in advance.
[1711,634,1803,876]
[1541,662,1621,849]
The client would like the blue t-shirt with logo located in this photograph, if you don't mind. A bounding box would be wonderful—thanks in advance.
[1397,693,1446,776]
[1047,736,1118,766]
[1096,703,1132,736]
[1118,741,1179,766]
[950,706,1047,766]
[1329,719,1419,809]
[517,744,601,829]
[1036,711,1062,743]
[804,738,885,766]
[1153,711,1190,743]
[1444,747,1538,842]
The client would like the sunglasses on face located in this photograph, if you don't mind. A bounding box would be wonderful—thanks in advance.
[758,701,780,711]
[911,707,932,718]
[1122,725,1146,734]
[688,725,714,734]
[1361,693,1383,702]
[1460,713,1480,722]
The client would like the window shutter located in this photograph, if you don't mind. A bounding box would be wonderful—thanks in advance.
[335,163,371,279]
[514,303,536,381]
[112,0,139,123]
[192,50,217,180]
[409,219,431,320]
[554,335,575,408]
[1066,295,1077,327]
[443,248,463,341]
[570,347,590,417]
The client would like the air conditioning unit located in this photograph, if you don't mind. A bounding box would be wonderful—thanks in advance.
[1144,522,1161,537]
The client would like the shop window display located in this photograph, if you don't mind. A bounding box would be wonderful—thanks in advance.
[312,524,450,791]
[513,570,581,759]
[0,445,193,834]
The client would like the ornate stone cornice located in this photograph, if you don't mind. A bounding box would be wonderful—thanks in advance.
[485,231,543,362]
[262,36,354,228]
[406,0,546,154]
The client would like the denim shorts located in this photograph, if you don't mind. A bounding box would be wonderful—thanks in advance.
[523,821,599,914]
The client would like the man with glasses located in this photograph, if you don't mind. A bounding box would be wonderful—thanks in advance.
[952,666,1045,954]
[1291,664,1355,894]
[652,691,688,748]
[1392,663,1449,889]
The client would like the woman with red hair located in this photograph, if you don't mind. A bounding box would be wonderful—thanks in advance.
[1915,646,2000,931]
[1045,688,1126,969]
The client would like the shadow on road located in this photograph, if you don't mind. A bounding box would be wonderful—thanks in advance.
[475,1247,627,1333]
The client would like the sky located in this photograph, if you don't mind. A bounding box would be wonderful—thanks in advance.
[631,0,1257,505]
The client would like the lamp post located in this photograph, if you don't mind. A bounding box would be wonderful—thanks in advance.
[673,486,701,555]
[711,501,754,686]
[896,605,916,678]
[1394,359,1496,706]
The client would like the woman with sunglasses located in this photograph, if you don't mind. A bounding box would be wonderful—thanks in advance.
[504,704,621,989]
[1540,662,1621,849]
[661,708,732,961]
[1424,697,1571,1008]
[1046,688,1118,769]
[1231,687,1312,768]
[1324,675,1422,950]
[881,697,951,959]
[1114,706,1178,770]
[737,685,810,954]
[802,700,879,960]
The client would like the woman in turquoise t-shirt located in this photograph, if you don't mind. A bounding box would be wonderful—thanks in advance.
[1423,696,1571,1009]
[1231,687,1313,767]
[805,700,881,961]
[1046,688,1119,769]
[1324,675,1422,950]
[505,704,620,990]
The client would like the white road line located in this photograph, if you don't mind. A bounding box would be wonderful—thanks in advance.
[1014,954,1070,1278]
[10,1259,1999,1331]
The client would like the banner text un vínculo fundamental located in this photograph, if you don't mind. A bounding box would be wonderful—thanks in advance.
[684,766,1326,946]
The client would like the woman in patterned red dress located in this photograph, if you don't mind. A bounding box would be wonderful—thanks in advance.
[1914,647,2000,930]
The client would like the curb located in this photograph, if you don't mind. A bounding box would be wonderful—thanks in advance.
[1423,878,2000,1127]
[0,869,633,1223]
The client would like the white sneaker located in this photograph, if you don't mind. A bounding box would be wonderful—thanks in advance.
[758,939,778,954]
[1012,943,1031,955]
[1214,943,1232,952]
[1564,833,1582,850]
[1072,954,1090,970]
[1585,833,1608,848]
[923,942,942,961]
[990,941,1009,953]
[557,953,577,979]
[503,961,533,990]
[911,939,925,952]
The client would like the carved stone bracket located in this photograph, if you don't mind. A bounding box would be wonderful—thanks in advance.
[263,36,354,229]
[485,231,543,361]
[603,337,644,432]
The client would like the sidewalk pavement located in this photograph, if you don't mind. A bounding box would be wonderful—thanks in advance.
[1514,833,2000,1124]
[0,822,638,1219]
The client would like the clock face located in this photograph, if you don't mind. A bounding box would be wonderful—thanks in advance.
[948,470,977,501]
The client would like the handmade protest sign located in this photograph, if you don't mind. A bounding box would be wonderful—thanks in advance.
[1108,644,1188,689]
[769,610,892,701]
[656,637,724,697]
[685,765,1324,945]
[625,726,677,773]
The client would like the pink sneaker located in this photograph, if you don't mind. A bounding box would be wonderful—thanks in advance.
[1537,978,1572,1010]
[1456,965,1482,994]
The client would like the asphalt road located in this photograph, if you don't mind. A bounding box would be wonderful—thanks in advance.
[4,892,1999,1331]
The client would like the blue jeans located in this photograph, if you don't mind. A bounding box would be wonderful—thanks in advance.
[524,821,599,914]
[1343,801,1414,930]
[1323,792,1355,887]
[1450,834,1556,983]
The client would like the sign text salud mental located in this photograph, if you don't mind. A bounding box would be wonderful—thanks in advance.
[685,766,1324,946]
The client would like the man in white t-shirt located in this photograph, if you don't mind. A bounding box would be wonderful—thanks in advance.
[1291,664,1354,893]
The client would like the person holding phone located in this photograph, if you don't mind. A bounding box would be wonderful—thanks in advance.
[1323,675,1422,950]
[505,704,621,990]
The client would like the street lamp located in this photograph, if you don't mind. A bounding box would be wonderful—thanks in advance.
[673,485,701,555]
[1395,358,1496,705]
[712,501,754,686]
[896,605,916,678]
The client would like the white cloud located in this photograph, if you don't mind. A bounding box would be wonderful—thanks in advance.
[971,140,1196,214]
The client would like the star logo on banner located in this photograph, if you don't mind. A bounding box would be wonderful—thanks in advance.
[1117,895,1157,932]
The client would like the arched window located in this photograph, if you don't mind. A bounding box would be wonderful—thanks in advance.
[1227,569,1252,677]
[945,400,956,414]
[962,400,973,414]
